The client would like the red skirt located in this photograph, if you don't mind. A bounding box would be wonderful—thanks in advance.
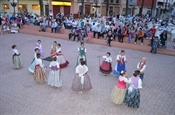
[100,61,112,74]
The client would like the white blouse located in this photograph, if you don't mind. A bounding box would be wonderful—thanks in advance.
[49,61,60,68]
[118,76,130,83]
[102,56,112,62]
[35,58,43,67]
[12,49,19,55]
[35,43,42,50]
[116,55,126,61]
[137,62,146,73]
[75,65,88,77]
[56,47,62,53]
[78,47,87,52]
[34,53,37,59]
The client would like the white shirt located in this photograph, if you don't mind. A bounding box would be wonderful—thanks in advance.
[34,53,37,60]
[137,62,146,73]
[119,76,130,83]
[91,25,96,31]
[13,49,19,55]
[35,58,43,67]
[75,65,88,76]
[35,43,42,50]
[78,47,87,52]
[72,21,77,27]
[95,26,101,32]
[49,61,60,68]
[116,55,126,61]
[56,47,61,53]
[102,56,112,62]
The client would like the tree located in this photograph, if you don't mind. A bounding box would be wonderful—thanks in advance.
[39,0,44,16]
[125,0,129,16]
[80,0,85,17]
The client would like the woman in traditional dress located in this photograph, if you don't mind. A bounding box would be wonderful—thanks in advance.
[50,41,58,57]
[113,50,126,77]
[71,58,92,93]
[48,57,62,88]
[124,70,142,108]
[76,42,87,66]
[35,40,44,58]
[56,43,69,69]
[111,70,130,104]
[12,45,23,69]
[34,53,47,83]
[99,52,112,75]
[28,48,39,73]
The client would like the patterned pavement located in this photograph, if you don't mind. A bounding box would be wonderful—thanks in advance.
[0,33,175,115]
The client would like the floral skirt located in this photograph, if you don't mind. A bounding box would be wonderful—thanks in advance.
[99,61,112,74]
[13,55,23,69]
[48,70,62,88]
[111,86,126,104]
[124,88,140,108]
[34,67,46,83]
[71,74,92,91]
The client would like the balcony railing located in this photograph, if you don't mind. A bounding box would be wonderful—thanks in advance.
[104,0,120,3]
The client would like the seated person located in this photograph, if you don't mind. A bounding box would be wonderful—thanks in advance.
[68,28,76,40]
[2,22,10,34]
[51,19,58,33]
[73,27,81,41]
[11,21,19,34]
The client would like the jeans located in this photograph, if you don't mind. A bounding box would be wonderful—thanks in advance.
[139,73,144,81]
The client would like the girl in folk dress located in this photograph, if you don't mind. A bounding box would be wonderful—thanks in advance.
[35,40,44,58]
[113,50,126,77]
[12,45,23,69]
[111,70,130,104]
[124,70,142,108]
[71,58,92,93]
[28,48,39,73]
[56,43,69,69]
[50,41,58,57]
[48,57,62,88]
[76,42,87,66]
[137,57,147,81]
[34,53,47,83]
[99,52,112,75]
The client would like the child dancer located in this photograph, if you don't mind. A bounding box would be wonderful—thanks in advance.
[111,70,130,104]
[124,70,142,108]
[76,42,87,66]
[113,50,126,77]
[12,45,23,69]
[99,52,112,75]
[71,58,92,93]
[34,53,46,83]
[106,31,113,46]
[48,57,62,88]
[56,43,69,69]
[50,41,58,57]
[35,40,44,58]
[28,48,39,73]
[137,57,147,81]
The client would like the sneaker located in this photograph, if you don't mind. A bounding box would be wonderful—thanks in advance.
[141,43,143,45]
[134,42,136,44]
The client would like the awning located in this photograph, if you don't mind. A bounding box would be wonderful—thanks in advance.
[52,1,71,6]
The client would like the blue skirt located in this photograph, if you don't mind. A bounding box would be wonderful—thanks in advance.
[113,63,125,77]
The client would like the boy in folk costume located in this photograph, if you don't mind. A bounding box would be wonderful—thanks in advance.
[113,50,126,77]
[106,31,113,46]
[12,45,23,69]
[137,57,147,81]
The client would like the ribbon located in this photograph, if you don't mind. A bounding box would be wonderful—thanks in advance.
[79,74,85,85]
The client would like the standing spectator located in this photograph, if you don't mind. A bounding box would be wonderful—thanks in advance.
[150,36,159,54]
[106,31,113,46]
[160,30,167,48]
[94,24,101,39]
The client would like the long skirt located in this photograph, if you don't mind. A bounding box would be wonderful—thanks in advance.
[99,61,112,74]
[124,88,140,108]
[71,74,92,91]
[28,58,35,73]
[34,67,46,83]
[113,63,125,76]
[111,86,126,104]
[13,55,23,69]
[57,55,69,69]
[48,70,62,88]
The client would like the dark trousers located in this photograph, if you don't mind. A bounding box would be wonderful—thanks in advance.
[118,34,123,43]
[100,32,105,38]
[93,31,100,38]
[107,38,112,46]
[135,36,144,43]
[73,34,80,41]
[69,33,74,40]
[51,27,57,33]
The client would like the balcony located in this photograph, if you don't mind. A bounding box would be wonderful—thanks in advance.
[103,0,120,4]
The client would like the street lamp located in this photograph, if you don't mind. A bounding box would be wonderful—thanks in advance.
[93,0,100,17]
[9,0,19,15]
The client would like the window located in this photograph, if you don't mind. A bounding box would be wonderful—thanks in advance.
[110,0,113,3]
[104,0,106,2]
[3,4,9,10]
[116,0,119,3]
[32,4,40,10]
[18,4,27,10]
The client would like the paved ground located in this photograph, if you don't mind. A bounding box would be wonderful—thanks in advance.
[0,33,175,115]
